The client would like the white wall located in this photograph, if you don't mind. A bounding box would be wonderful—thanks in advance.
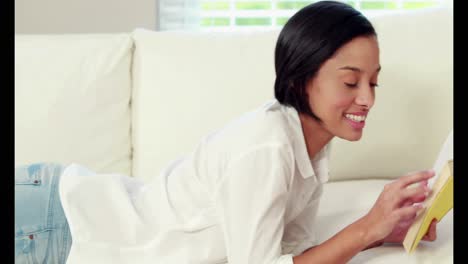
[15,0,158,34]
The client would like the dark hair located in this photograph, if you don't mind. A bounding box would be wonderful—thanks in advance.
[274,1,377,121]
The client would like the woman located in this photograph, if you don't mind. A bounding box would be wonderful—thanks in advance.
[15,1,438,263]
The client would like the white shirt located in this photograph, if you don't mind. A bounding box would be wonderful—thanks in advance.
[59,100,331,264]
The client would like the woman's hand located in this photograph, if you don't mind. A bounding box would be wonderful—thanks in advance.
[383,218,437,244]
[363,170,436,245]
[383,175,438,244]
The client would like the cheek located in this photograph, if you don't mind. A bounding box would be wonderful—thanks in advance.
[331,96,354,113]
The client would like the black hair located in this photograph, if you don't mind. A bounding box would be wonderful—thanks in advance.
[274,1,377,121]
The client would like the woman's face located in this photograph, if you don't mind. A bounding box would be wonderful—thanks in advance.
[306,35,380,141]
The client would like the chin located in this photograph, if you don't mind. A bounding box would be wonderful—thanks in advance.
[337,131,363,141]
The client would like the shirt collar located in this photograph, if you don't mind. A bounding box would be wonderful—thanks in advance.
[265,100,331,182]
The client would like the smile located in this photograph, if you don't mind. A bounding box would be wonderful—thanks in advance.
[344,114,366,122]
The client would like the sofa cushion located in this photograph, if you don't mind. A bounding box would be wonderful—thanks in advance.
[131,7,452,182]
[15,34,133,175]
[318,180,453,263]
[131,29,279,181]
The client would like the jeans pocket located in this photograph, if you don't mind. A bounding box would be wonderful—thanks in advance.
[15,163,45,186]
[15,230,50,264]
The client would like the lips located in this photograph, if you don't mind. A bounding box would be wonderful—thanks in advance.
[344,113,367,129]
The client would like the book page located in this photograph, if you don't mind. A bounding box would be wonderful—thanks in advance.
[429,130,453,188]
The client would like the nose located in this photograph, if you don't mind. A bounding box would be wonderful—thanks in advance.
[355,85,375,110]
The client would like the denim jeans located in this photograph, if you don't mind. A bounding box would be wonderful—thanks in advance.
[15,163,72,264]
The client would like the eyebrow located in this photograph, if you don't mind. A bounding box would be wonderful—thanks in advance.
[338,65,382,73]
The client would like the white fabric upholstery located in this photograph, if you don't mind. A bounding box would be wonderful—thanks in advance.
[318,180,453,263]
[15,34,133,175]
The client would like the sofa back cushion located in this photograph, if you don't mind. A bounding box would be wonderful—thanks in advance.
[15,34,133,175]
[131,7,452,182]
[131,29,279,181]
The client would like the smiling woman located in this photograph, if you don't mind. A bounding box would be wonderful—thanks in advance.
[15,1,440,264]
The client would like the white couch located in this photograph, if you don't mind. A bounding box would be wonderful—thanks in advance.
[15,7,453,263]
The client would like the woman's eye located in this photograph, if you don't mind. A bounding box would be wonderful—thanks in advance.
[344,82,358,88]
[370,83,379,88]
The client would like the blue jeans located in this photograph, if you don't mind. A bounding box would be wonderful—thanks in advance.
[15,163,72,264]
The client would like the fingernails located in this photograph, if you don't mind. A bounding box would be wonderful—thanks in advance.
[424,186,432,195]
[417,204,426,214]
[425,189,432,197]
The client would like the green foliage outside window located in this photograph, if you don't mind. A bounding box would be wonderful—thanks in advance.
[200,0,441,27]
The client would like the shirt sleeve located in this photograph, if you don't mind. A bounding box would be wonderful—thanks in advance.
[214,144,296,264]
[281,187,323,256]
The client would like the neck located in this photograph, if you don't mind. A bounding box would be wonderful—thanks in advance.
[298,113,334,159]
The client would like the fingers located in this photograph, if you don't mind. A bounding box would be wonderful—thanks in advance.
[396,204,424,221]
[398,174,433,207]
[397,170,435,189]
[404,194,427,205]
[401,200,412,207]
[419,179,429,187]
[399,184,431,204]
[422,219,438,241]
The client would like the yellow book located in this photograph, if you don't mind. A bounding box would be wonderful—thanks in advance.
[402,159,453,253]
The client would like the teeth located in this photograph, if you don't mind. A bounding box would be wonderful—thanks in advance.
[345,114,366,122]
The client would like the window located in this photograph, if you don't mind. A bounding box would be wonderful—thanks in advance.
[158,0,448,31]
